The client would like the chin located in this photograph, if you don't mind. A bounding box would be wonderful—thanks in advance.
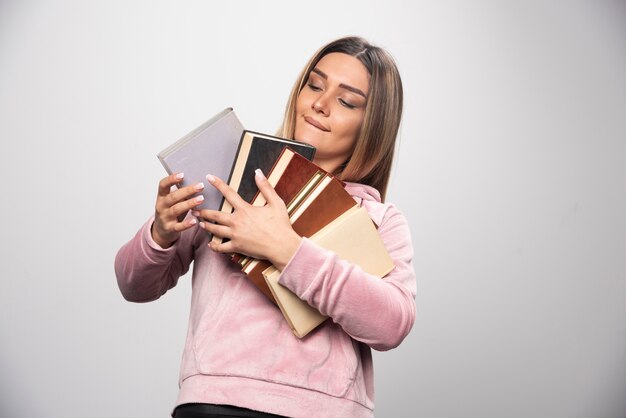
[293,128,315,147]
[295,134,312,146]
[295,127,327,149]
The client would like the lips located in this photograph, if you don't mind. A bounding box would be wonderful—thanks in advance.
[303,116,330,132]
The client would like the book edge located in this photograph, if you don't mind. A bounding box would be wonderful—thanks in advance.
[156,107,234,160]
[262,266,327,339]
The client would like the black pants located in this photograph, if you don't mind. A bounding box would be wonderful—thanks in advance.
[173,403,288,418]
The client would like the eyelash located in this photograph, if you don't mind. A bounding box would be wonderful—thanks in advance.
[339,99,356,109]
[307,83,357,109]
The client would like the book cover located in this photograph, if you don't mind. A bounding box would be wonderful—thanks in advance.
[157,108,244,211]
[263,206,396,338]
[242,173,358,302]
[223,130,316,207]
[212,131,316,245]
[232,149,328,266]
[250,147,326,208]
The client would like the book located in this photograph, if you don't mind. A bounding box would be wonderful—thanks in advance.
[248,147,326,208]
[262,206,396,338]
[232,148,329,266]
[241,169,357,303]
[157,108,244,211]
[211,130,316,245]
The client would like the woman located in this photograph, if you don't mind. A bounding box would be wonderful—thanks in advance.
[115,36,416,418]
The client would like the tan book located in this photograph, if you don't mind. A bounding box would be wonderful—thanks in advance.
[262,206,395,338]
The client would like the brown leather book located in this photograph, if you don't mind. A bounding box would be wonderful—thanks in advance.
[231,148,325,267]
[242,173,358,302]
[253,147,326,208]
[212,131,315,245]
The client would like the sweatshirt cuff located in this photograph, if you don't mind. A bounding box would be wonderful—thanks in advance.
[277,237,327,298]
[141,217,178,259]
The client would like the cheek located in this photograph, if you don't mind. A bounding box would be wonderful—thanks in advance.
[295,90,312,113]
[337,113,364,143]
[295,96,304,113]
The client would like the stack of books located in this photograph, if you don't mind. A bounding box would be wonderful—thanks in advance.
[234,148,395,337]
[158,108,394,338]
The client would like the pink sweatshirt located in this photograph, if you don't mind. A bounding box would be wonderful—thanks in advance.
[115,182,416,418]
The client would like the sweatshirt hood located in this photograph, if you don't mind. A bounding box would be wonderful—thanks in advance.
[343,182,381,204]
[343,182,389,227]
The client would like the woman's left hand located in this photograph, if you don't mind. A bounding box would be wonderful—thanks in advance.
[194,169,302,270]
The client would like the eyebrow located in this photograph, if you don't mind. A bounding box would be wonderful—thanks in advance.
[311,68,368,98]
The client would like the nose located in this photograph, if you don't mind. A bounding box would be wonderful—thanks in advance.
[312,93,330,116]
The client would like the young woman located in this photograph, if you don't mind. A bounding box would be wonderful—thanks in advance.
[115,36,416,418]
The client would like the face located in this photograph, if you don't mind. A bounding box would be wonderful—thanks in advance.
[294,52,370,174]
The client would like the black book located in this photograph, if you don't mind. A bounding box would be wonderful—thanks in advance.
[212,130,316,244]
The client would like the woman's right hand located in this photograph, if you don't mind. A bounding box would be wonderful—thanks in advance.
[152,173,205,248]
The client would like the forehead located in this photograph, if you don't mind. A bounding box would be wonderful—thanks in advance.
[313,52,370,93]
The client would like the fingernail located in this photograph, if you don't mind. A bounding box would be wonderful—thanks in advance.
[206,174,216,183]
[199,222,205,229]
[194,182,204,190]
[195,195,204,202]
[189,218,197,225]
[255,168,265,179]
[176,173,184,179]
[191,210,200,217]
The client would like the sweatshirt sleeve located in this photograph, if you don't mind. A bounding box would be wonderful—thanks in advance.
[114,216,200,303]
[277,206,417,351]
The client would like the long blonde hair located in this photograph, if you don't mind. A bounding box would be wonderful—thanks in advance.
[277,36,403,201]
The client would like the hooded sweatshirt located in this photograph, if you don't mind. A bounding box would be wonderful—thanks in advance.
[115,182,416,418]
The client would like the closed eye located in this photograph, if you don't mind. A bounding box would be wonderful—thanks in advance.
[339,98,356,109]
[307,83,322,92]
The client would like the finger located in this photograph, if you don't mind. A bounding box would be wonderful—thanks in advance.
[253,169,284,208]
[167,194,205,220]
[165,183,204,206]
[171,215,199,232]
[192,208,232,226]
[158,172,185,197]
[199,220,231,239]
[153,213,198,246]
[162,181,205,209]
[206,174,247,210]
[208,239,236,254]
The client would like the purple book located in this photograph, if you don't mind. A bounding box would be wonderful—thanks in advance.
[157,108,244,211]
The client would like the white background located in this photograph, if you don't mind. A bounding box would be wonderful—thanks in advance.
[1,1,625,417]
